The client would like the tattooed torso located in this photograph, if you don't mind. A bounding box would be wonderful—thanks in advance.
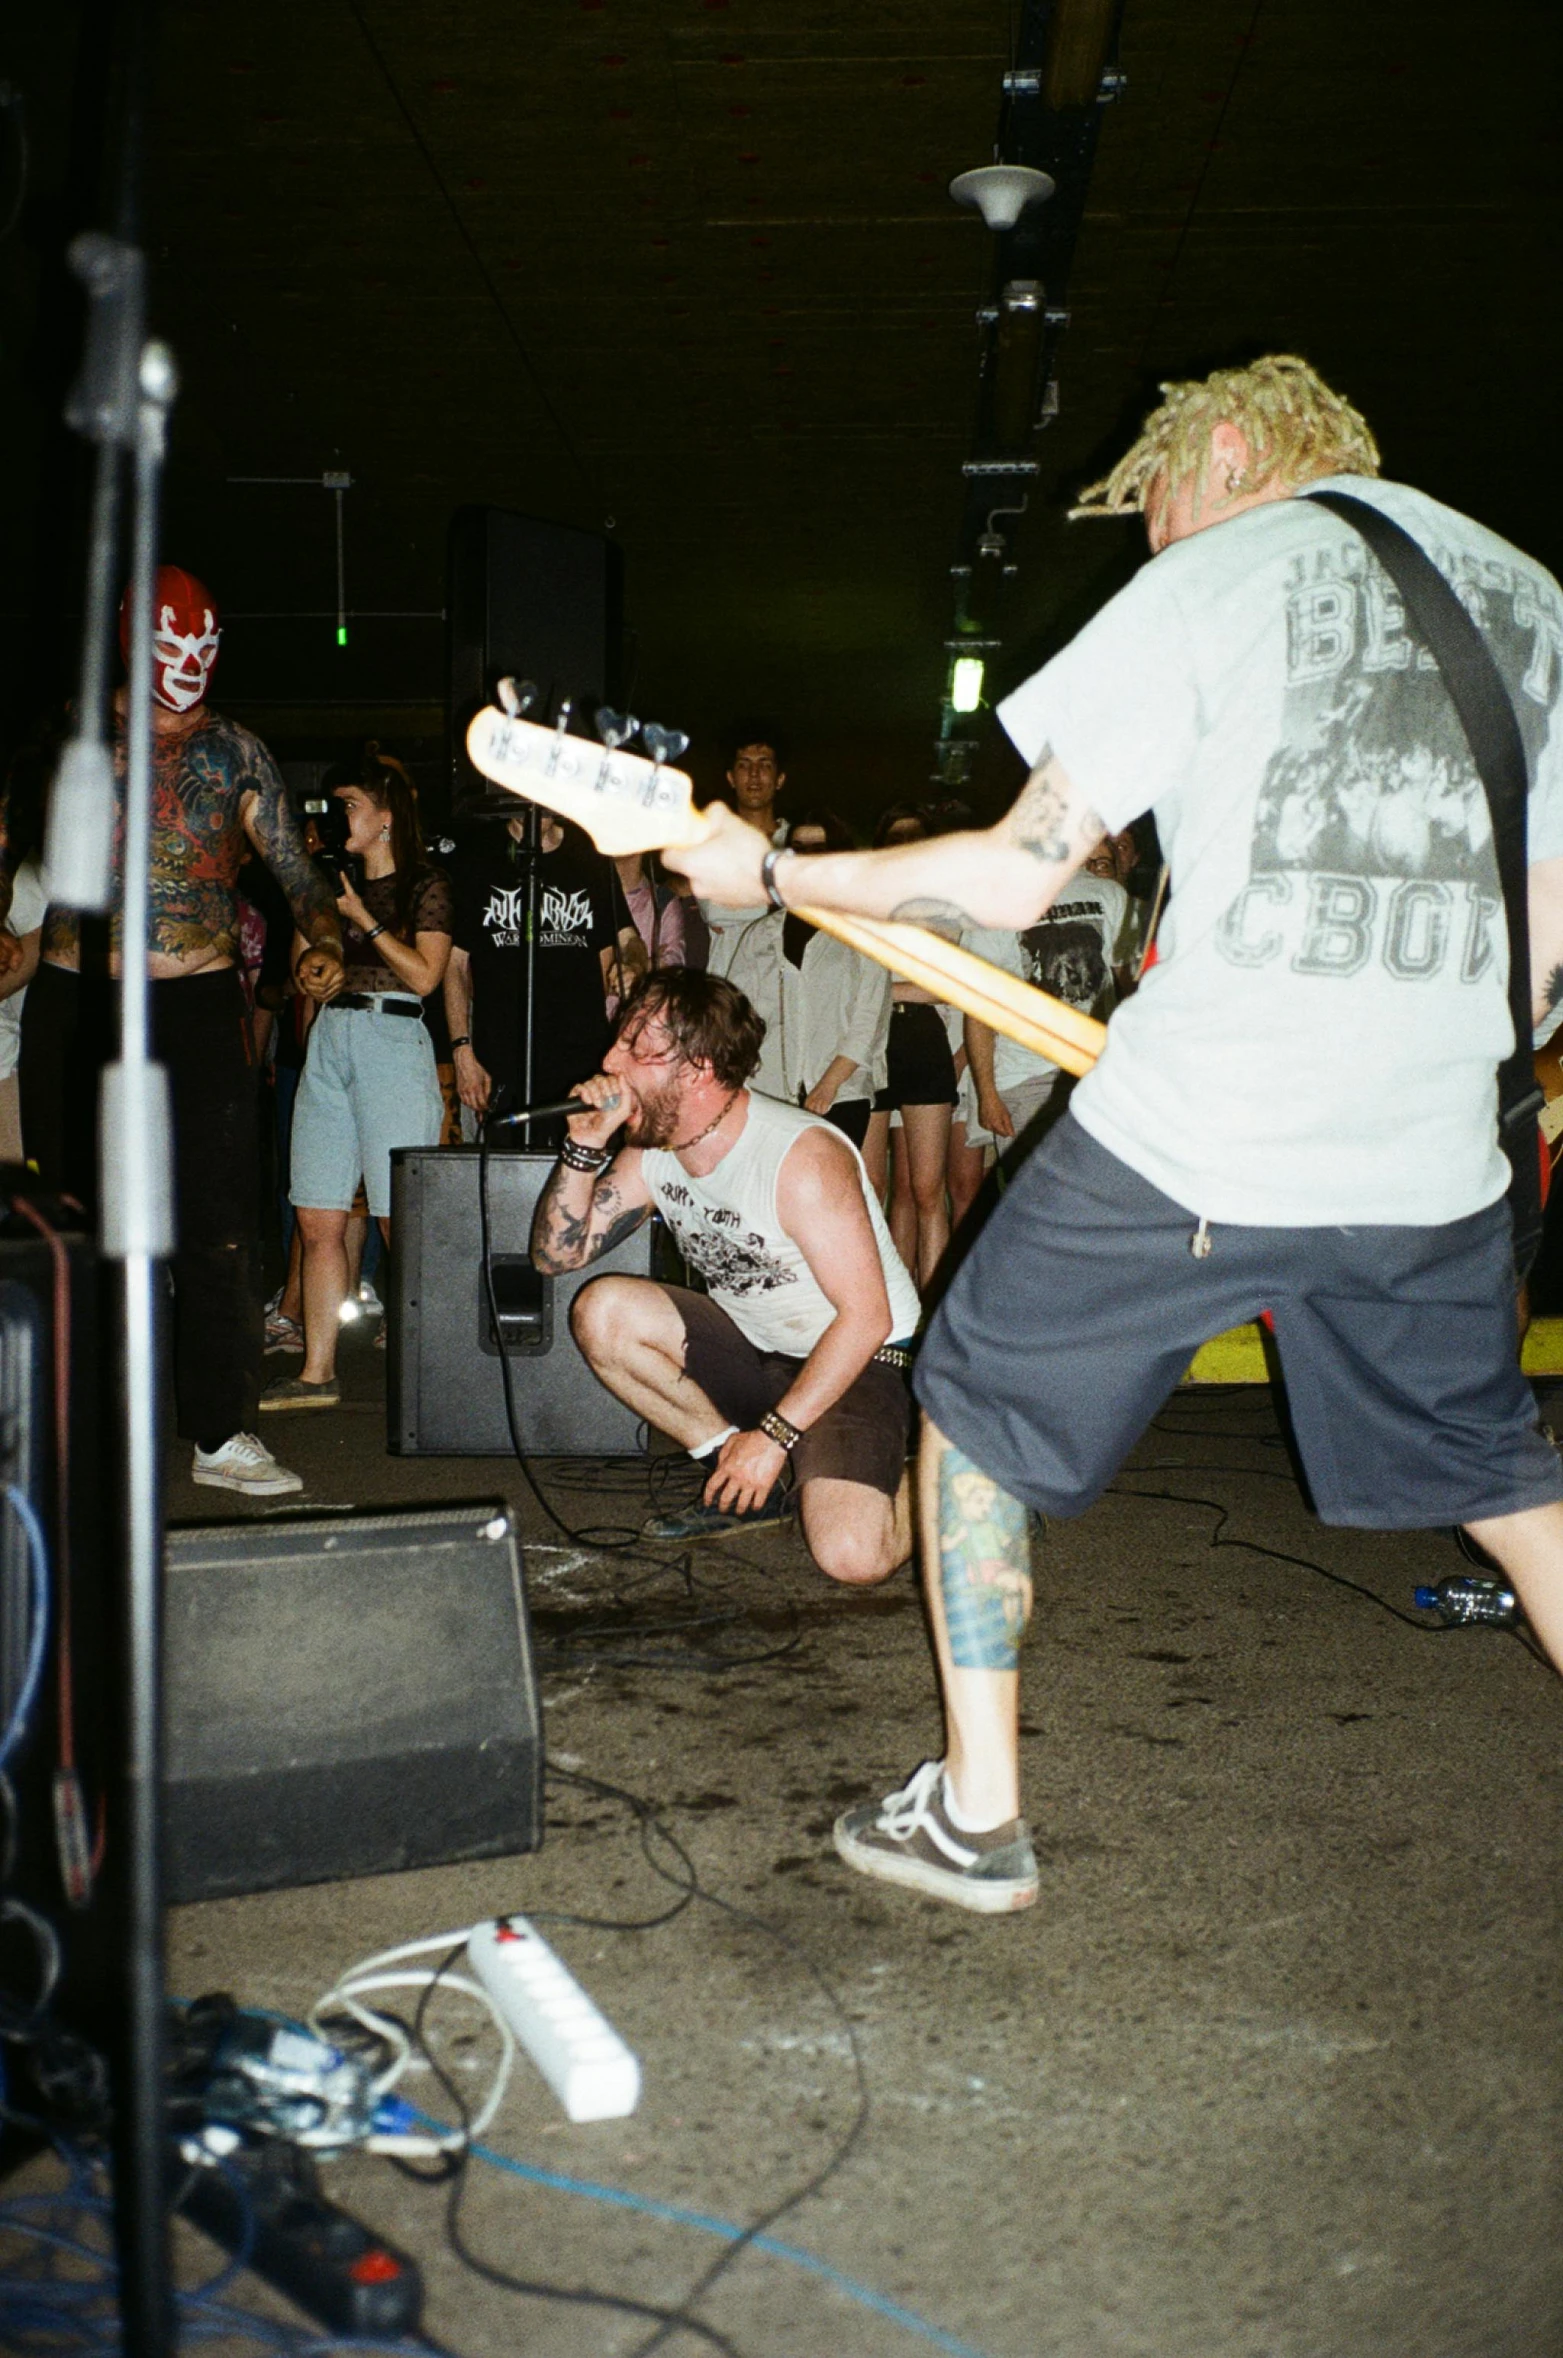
[37,708,335,976]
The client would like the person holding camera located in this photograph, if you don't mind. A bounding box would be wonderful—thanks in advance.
[261,750,452,1410]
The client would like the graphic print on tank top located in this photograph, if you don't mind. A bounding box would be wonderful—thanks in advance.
[656,1181,797,1300]
[1216,540,1562,985]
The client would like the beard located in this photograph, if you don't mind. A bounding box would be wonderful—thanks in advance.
[624,1073,686,1148]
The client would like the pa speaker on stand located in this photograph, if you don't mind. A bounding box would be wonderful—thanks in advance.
[447,507,624,822]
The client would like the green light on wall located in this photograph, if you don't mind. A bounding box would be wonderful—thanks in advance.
[949,655,985,713]
[337,624,348,647]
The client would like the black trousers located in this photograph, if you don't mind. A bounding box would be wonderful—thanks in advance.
[21,962,263,1445]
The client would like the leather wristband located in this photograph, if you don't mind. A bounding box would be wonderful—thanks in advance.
[449,1034,472,1050]
[758,1406,805,1453]
[560,1140,612,1174]
[363,923,386,943]
[760,847,792,911]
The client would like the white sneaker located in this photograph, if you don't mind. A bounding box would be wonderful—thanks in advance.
[191,1432,304,1495]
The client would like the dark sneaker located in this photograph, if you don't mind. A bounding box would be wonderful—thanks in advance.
[642,1484,793,1542]
[833,1759,1039,1914]
[259,1374,340,1412]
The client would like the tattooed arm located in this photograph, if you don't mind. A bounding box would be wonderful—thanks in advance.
[664,747,1106,931]
[240,747,344,1003]
[1529,856,1563,1031]
[530,1073,652,1272]
[531,1149,652,1273]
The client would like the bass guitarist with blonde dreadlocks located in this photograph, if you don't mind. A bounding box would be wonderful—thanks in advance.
[667,353,1563,1913]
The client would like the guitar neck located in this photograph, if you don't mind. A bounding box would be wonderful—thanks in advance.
[794,906,1106,1079]
[461,704,1106,1074]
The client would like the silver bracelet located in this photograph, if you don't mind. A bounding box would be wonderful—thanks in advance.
[760,847,792,911]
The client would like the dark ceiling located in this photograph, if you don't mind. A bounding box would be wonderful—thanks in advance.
[3,1,1560,821]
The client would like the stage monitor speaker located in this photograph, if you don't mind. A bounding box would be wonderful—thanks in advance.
[163,1503,543,1905]
[388,1146,657,1457]
[448,506,624,821]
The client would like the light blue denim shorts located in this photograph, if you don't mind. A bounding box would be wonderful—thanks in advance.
[290,1000,443,1219]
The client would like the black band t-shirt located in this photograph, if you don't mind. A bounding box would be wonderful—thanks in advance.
[450,824,617,1105]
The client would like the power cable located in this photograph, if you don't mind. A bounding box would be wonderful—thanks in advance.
[408,1939,745,2358]
[1105,1476,1553,1668]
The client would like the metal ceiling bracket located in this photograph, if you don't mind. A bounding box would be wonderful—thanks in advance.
[961,459,1040,477]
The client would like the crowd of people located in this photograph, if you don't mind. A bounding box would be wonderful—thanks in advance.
[0,626,1142,1500]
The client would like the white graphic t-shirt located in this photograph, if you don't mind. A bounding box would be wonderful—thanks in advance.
[962,873,1128,1095]
[641,1091,920,1356]
[996,475,1563,1225]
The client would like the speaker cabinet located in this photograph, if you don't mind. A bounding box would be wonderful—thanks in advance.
[163,1503,543,1904]
[448,506,624,820]
[388,1146,656,1457]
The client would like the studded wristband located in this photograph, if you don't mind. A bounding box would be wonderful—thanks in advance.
[758,1407,805,1453]
[559,1139,612,1174]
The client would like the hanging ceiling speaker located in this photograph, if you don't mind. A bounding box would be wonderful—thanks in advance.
[948,164,1056,232]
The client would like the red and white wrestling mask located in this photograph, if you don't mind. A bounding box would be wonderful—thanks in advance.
[119,566,222,712]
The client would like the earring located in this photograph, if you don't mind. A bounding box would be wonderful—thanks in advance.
[1226,466,1248,495]
[380,826,390,840]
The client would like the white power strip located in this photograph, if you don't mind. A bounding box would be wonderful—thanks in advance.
[465,1916,641,2123]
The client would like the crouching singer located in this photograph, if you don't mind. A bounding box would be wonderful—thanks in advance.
[531,969,921,1582]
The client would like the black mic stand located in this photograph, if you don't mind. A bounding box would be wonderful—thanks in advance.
[481,792,546,1148]
[521,792,543,1115]
[45,243,178,2354]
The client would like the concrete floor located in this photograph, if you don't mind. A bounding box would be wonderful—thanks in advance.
[157,1328,1563,2358]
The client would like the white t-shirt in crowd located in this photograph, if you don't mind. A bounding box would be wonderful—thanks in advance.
[0,860,47,1085]
[996,475,1563,1226]
[962,873,1129,1096]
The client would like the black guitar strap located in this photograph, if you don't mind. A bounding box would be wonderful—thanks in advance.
[1302,488,1545,1275]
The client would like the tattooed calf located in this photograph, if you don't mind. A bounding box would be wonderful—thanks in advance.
[938,1447,1034,1671]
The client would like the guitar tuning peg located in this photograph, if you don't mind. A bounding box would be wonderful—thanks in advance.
[639,724,691,807]
[594,706,639,752]
[545,696,575,777]
[497,677,538,718]
[593,707,641,792]
[641,724,689,765]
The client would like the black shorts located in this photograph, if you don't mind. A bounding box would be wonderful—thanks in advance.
[873,1001,957,1112]
[914,1111,1563,1530]
[662,1286,910,1497]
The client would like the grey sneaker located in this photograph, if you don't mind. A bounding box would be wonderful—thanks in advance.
[259,1374,340,1412]
[264,1311,304,1354]
[191,1432,304,1496]
[833,1759,1038,1914]
[642,1483,793,1542]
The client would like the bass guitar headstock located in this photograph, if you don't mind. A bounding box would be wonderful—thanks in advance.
[465,681,706,858]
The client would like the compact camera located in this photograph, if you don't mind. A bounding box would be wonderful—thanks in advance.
[300,793,364,896]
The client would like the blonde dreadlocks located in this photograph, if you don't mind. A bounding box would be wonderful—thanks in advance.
[1071,354,1381,524]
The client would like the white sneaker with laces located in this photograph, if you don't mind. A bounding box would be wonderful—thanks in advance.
[191,1432,303,1495]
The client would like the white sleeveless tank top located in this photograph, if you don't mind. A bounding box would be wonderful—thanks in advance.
[641,1092,920,1358]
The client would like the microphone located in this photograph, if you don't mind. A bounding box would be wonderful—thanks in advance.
[489,1091,620,1130]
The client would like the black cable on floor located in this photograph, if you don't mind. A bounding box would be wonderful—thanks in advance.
[1105,1476,1553,1669]
[407,1939,745,2358]
[390,1765,871,2358]
[543,1766,872,2358]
